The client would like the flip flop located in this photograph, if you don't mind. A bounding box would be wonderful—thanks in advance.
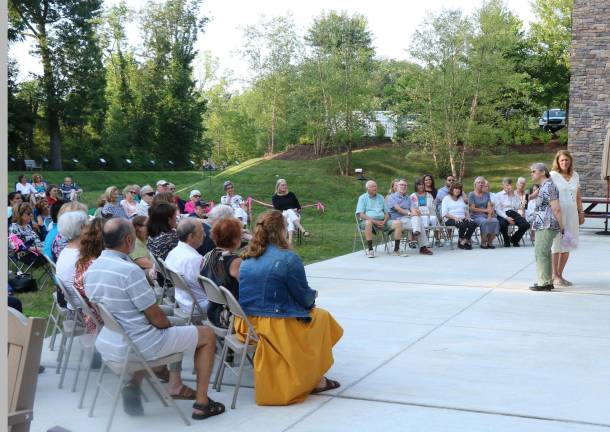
[303,231,311,237]
[311,378,341,394]
[171,384,197,400]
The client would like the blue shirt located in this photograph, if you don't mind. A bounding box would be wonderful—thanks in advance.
[355,193,388,220]
[387,192,412,220]
[44,225,58,260]
[239,245,316,318]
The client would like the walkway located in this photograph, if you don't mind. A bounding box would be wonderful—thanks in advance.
[32,220,610,431]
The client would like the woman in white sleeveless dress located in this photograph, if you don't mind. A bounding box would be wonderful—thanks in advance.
[549,150,585,286]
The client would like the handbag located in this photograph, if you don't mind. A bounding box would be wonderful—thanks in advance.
[8,272,38,293]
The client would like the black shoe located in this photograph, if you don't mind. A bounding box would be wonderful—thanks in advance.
[481,245,488,249]
[90,351,102,370]
[529,284,554,291]
[504,242,511,247]
[512,242,521,247]
[122,384,144,416]
[464,243,473,250]
[457,243,464,249]
[487,245,496,249]
[38,365,45,374]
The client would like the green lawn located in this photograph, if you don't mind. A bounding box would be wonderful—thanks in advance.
[9,148,554,317]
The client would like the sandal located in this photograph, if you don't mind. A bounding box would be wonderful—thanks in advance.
[192,398,225,420]
[154,366,170,383]
[311,377,341,394]
[171,384,197,400]
[303,231,310,237]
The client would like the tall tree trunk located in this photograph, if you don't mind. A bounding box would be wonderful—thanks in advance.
[270,93,276,155]
[460,67,482,179]
[37,21,62,170]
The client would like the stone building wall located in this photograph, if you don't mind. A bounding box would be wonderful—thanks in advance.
[568,0,610,197]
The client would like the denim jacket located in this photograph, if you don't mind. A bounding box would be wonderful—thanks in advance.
[239,245,316,318]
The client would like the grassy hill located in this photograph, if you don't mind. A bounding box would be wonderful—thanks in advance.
[9,147,554,316]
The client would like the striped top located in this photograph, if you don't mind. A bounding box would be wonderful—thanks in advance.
[84,249,165,362]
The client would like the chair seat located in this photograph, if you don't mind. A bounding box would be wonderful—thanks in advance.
[223,333,257,354]
[203,320,228,338]
[103,352,183,375]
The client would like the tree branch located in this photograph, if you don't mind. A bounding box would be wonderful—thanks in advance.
[11,2,40,38]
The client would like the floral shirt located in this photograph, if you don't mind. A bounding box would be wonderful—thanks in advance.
[9,223,43,250]
[102,202,128,219]
[74,259,102,334]
[221,194,244,210]
[147,230,179,260]
[531,179,560,231]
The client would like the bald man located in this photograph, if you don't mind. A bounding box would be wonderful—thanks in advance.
[355,180,403,258]
[85,218,224,420]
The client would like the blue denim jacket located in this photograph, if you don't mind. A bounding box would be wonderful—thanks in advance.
[239,245,316,318]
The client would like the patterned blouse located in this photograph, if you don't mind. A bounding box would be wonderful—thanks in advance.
[9,223,43,250]
[102,202,128,219]
[73,258,103,334]
[147,230,179,260]
[531,179,560,231]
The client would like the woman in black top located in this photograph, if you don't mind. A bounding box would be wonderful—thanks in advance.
[201,217,242,328]
[272,178,309,245]
[423,174,438,199]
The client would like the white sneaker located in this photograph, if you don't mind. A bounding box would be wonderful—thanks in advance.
[366,249,375,258]
[392,250,408,257]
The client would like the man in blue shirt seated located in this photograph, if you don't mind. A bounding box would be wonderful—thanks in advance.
[355,180,403,258]
[60,177,82,201]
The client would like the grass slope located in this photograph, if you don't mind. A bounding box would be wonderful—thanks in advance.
[10,148,553,317]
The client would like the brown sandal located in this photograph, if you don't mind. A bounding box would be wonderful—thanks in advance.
[311,377,341,394]
[192,398,225,420]
[153,366,170,383]
[171,384,197,400]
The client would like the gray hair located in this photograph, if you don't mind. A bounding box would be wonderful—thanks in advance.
[207,204,234,225]
[530,162,550,178]
[473,176,486,188]
[103,218,134,249]
[176,218,201,242]
[365,180,377,188]
[516,177,526,185]
[57,211,88,241]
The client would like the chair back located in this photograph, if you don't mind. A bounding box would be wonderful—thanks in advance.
[43,254,56,275]
[72,287,103,330]
[164,266,207,321]
[153,255,171,282]
[218,286,258,343]
[54,276,84,314]
[93,302,125,338]
[8,308,45,431]
[197,275,227,306]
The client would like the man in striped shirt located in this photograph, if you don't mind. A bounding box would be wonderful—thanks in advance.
[85,218,225,420]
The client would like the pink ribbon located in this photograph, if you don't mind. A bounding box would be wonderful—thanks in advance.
[246,196,253,212]
[316,201,326,212]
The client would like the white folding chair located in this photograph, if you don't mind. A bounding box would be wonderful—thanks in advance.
[72,288,103,409]
[163,263,207,325]
[216,286,258,409]
[89,302,191,431]
[53,277,86,390]
[41,255,69,351]
[197,276,230,389]
[151,255,174,306]
[352,214,393,255]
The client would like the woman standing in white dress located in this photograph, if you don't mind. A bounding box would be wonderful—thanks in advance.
[550,150,585,286]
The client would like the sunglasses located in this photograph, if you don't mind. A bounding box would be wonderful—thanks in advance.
[145,192,155,196]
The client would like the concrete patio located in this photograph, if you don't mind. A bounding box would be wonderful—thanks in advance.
[32,220,610,431]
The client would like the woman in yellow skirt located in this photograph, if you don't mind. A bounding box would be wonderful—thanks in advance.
[237,210,343,405]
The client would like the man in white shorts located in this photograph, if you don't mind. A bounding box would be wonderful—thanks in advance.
[85,218,225,421]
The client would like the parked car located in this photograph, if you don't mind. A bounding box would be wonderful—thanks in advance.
[538,108,566,132]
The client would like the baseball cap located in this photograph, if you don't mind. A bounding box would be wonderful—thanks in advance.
[156,180,169,187]
[195,200,209,208]
[189,189,202,198]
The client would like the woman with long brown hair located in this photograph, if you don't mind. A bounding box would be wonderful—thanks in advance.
[238,210,343,406]
[549,150,584,286]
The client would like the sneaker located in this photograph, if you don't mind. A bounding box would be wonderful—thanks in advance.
[392,250,408,257]
[366,249,375,258]
[408,241,418,249]
[419,247,433,255]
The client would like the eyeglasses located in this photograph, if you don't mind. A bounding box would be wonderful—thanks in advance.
[193,195,201,198]
[129,191,137,194]
[530,170,538,174]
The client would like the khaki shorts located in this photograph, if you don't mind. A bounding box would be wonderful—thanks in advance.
[149,325,198,361]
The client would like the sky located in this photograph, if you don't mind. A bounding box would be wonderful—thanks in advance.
[10,0,535,87]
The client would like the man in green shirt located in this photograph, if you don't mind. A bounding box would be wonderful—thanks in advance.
[355,180,403,258]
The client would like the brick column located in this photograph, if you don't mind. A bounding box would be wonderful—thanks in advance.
[568,0,610,197]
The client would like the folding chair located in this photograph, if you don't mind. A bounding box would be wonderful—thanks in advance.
[151,255,174,306]
[162,263,207,325]
[352,214,393,255]
[89,303,191,431]
[53,277,86,390]
[41,254,68,351]
[197,275,230,389]
[432,209,457,250]
[71,288,103,409]
[216,286,258,409]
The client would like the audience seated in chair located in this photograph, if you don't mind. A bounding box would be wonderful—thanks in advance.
[387,179,433,256]
[9,203,47,268]
[469,176,500,249]
[147,202,179,260]
[355,180,401,258]
[495,178,531,247]
[272,178,310,245]
[164,218,209,317]
[84,218,225,420]
[201,217,242,329]
[238,210,343,405]
[220,180,249,226]
[442,183,477,250]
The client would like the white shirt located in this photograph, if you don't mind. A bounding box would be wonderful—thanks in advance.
[55,246,82,310]
[164,241,208,311]
[15,182,37,196]
[494,190,522,219]
[135,200,149,217]
[441,195,467,220]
